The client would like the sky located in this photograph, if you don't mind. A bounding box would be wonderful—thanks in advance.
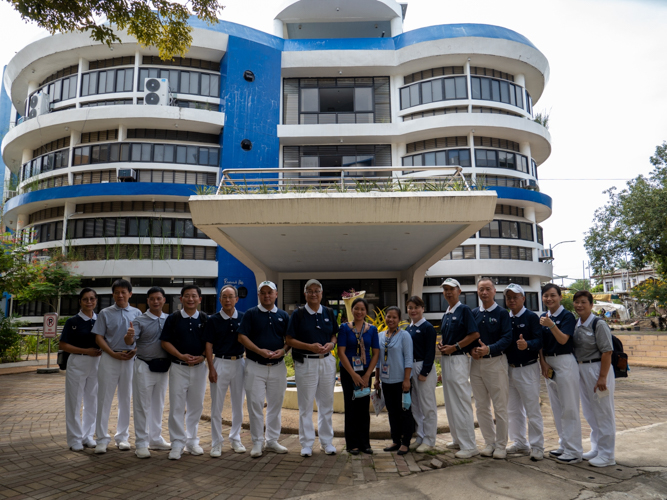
[1,0,666,285]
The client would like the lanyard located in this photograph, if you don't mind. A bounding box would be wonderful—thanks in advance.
[384,329,397,363]
[352,322,365,356]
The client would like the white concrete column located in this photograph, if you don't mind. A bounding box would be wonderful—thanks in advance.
[515,74,526,87]
[16,213,28,231]
[468,130,476,186]
[390,16,403,36]
[524,206,536,223]
[76,57,88,106]
[27,81,39,94]
[465,58,472,113]
[390,75,402,125]
[21,148,32,166]
[394,142,406,174]
[273,19,285,38]
[62,201,78,253]
[118,125,127,142]
[133,51,141,103]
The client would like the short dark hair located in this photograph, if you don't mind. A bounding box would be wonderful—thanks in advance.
[477,277,495,287]
[111,279,132,293]
[78,287,97,302]
[573,290,594,304]
[220,285,238,297]
[351,297,369,313]
[181,285,201,297]
[147,286,166,299]
[385,306,402,319]
[541,283,562,297]
[406,296,425,308]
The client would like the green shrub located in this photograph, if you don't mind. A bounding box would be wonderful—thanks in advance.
[0,313,23,362]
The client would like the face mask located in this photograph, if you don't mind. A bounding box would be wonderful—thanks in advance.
[402,391,412,411]
[353,387,371,399]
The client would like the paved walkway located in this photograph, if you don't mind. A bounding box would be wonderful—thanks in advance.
[0,367,666,499]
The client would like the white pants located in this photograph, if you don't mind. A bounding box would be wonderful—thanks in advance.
[65,354,100,448]
[441,354,477,451]
[579,362,616,460]
[294,355,336,449]
[132,359,168,449]
[410,361,438,446]
[545,354,583,457]
[168,362,207,450]
[210,357,246,447]
[508,362,544,451]
[471,354,510,449]
[96,352,134,445]
[244,359,287,445]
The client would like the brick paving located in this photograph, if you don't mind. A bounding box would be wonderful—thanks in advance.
[0,366,666,499]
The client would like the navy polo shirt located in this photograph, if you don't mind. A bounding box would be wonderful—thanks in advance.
[541,306,576,356]
[506,307,542,366]
[440,302,478,348]
[60,312,98,349]
[286,305,339,356]
[237,305,289,363]
[160,310,207,359]
[472,303,513,356]
[406,319,437,376]
[204,309,245,357]
[337,323,380,370]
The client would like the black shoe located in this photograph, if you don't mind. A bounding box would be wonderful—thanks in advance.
[549,449,564,457]
[397,447,409,456]
[383,444,400,452]
[362,448,374,455]
[348,449,360,455]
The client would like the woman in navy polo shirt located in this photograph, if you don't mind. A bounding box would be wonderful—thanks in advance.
[59,288,102,451]
[338,297,380,455]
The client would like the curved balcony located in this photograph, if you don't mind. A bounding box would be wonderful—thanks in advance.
[428,257,553,283]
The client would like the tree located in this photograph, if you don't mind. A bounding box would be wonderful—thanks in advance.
[569,279,591,292]
[13,257,81,313]
[631,278,667,309]
[585,141,667,278]
[7,0,223,60]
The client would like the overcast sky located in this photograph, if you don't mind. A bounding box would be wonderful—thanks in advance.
[1,0,666,285]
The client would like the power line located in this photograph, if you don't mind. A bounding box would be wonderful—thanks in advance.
[539,178,632,181]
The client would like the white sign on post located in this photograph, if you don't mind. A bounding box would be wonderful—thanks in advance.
[43,313,58,338]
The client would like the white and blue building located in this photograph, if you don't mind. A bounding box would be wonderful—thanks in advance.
[2,0,553,323]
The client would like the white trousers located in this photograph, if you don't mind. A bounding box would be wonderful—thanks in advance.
[168,362,207,450]
[210,357,246,447]
[96,352,134,445]
[294,355,336,448]
[470,354,510,449]
[441,355,477,451]
[508,362,544,451]
[545,354,583,457]
[579,362,616,460]
[132,359,168,449]
[65,354,100,447]
[410,361,438,446]
[244,359,287,445]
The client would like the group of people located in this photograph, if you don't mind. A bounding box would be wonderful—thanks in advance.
[60,277,617,467]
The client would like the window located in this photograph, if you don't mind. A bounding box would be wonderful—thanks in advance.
[495,205,524,217]
[137,67,219,98]
[403,66,464,85]
[283,145,391,177]
[441,246,476,260]
[479,245,533,261]
[142,56,220,72]
[526,292,539,311]
[423,276,475,286]
[479,220,534,241]
[67,217,208,240]
[402,148,471,168]
[536,226,543,245]
[483,276,531,286]
[471,76,524,110]
[81,68,134,97]
[72,142,219,168]
[126,129,220,144]
[423,292,478,312]
[400,76,467,110]
[474,149,529,173]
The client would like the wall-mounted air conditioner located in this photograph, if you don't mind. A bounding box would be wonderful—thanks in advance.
[27,92,50,119]
[143,78,170,106]
[538,249,554,261]
[118,168,137,182]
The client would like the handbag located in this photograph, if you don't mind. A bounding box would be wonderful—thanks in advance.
[146,358,171,373]
[57,350,70,370]
[371,387,385,416]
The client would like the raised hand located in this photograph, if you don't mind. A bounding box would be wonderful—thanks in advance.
[517,334,528,350]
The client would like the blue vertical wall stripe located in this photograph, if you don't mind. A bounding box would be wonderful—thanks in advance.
[0,66,13,207]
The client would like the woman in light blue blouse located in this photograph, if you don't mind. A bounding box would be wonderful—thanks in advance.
[374,306,414,455]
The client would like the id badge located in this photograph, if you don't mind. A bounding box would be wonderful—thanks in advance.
[381,364,390,378]
[352,356,364,372]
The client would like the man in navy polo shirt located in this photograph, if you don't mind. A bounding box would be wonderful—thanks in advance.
[471,278,512,459]
[238,281,291,458]
[437,278,480,459]
[503,283,544,461]
[205,284,247,457]
[160,285,208,460]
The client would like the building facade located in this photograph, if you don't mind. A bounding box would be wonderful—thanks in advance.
[2,0,553,322]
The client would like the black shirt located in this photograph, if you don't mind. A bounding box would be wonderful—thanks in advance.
[60,313,98,349]
[204,310,245,357]
[472,304,513,356]
[237,306,289,364]
[286,306,339,356]
[541,307,576,356]
[440,303,478,349]
[160,311,208,360]
[506,308,542,366]
[406,320,437,376]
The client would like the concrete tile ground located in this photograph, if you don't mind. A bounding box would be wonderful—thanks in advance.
[0,366,665,499]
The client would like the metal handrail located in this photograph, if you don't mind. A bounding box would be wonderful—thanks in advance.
[215,166,470,195]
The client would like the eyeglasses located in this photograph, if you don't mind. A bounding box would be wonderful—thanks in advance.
[306,290,322,295]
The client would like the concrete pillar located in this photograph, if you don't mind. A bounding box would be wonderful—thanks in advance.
[61,201,78,253]
[524,206,536,223]
[465,58,472,113]
[76,58,88,105]
[390,16,403,36]
[273,19,285,38]
[390,75,402,126]
[16,213,28,231]
[468,130,476,186]
[515,74,526,87]
[27,81,39,94]
[118,125,127,142]
[133,51,141,103]
[21,148,32,166]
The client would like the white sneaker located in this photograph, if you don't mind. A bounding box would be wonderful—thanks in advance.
[149,439,171,451]
[210,444,222,458]
[70,443,84,452]
[250,442,263,458]
[549,448,564,457]
[556,454,582,464]
[168,448,183,460]
[493,448,507,459]
[506,444,531,455]
[409,439,423,451]
[530,449,544,461]
[94,443,107,454]
[117,441,131,451]
[231,441,247,453]
[589,456,616,468]
[480,445,495,457]
[301,447,313,457]
[185,445,204,456]
[135,448,151,459]
[83,440,97,448]
[583,449,598,461]
[455,448,480,459]
[321,444,336,455]
[446,442,461,450]
[415,443,432,453]
[265,441,288,454]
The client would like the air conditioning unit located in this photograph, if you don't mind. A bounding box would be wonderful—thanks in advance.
[27,92,50,119]
[538,249,554,261]
[521,179,539,190]
[118,168,137,181]
[143,78,170,106]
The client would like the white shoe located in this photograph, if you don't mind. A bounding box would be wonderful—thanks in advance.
[70,444,84,452]
[210,444,222,458]
[530,449,544,461]
[493,448,507,459]
[231,441,247,453]
[480,445,495,457]
[409,439,423,451]
[549,448,564,457]
[117,441,131,451]
[301,447,313,457]
[321,444,336,455]
[415,444,432,453]
[556,454,582,464]
[250,442,263,458]
[168,448,183,460]
[185,445,204,456]
[135,448,151,459]
[583,449,598,461]
[455,448,480,459]
[265,441,288,454]
[83,440,97,448]
[94,443,107,454]
[506,444,531,455]
[446,442,461,450]
[589,456,616,468]
[149,439,171,451]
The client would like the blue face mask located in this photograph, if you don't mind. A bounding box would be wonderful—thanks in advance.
[402,391,412,410]
[353,387,371,399]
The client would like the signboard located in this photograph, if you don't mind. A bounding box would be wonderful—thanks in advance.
[43,313,58,338]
